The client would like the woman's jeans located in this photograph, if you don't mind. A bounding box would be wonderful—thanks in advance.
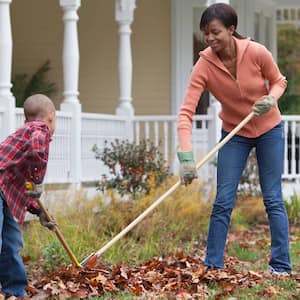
[204,122,291,272]
[0,194,27,297]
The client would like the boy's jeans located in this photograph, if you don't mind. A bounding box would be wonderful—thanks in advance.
[0,194,27,297]
[204,122,291,272]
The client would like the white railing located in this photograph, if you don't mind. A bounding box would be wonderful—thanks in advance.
[133,115,213,178]
[15,107,24,128]
[15,108,74,183]
[133,115,211,156]
[276,6,300,26]
[0,107,5,142]
[282,116,300,180]
[46,111,73,183]
[6,110,300,183]
[81,113,131,181]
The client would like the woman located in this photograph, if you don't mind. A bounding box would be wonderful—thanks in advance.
[177,3,291,275]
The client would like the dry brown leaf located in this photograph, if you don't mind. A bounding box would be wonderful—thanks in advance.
[263,286,277,298]
[25,225,299,299]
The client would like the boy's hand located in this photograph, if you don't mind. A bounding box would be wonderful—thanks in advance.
[252,95,275,115]
[39,211,57,230]
[177,150,198,185]
[25,181,43,198]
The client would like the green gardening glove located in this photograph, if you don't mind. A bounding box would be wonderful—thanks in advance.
[252,95,275,116]
[177,150,198,185]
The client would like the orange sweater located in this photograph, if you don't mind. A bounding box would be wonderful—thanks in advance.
[177,37,287,151]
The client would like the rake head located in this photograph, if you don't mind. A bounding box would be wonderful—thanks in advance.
[80,252,98,268]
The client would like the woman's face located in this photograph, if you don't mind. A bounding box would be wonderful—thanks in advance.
[202,19,234,53]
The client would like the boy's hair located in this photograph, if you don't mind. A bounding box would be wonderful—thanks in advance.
[24,94,55,121]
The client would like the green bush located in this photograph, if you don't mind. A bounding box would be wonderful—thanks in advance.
[278,94,300,115]
[42,239,68,271]
[285,193,300,224]
[93,139,171,199]
[11,60,58,107]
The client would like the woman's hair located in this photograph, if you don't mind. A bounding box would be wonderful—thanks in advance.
[200,3,246,39]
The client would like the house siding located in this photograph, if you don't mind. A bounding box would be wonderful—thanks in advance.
[11,0,171,115]
[11,0,63,108]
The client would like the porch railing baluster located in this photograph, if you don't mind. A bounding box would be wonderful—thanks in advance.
[283,120,288,176]
[163,121,169,163]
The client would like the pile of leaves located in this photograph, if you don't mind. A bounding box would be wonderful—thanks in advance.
[25,225,300,299]
[26,254,300,300]
[27,254,258,299]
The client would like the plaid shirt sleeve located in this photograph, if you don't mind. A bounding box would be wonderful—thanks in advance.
[27,200,42,215]
[27,129,50,183]
[26,127,51,215]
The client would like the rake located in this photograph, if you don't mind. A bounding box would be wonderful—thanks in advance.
[81,111,255,267]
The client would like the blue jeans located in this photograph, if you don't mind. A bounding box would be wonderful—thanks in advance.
[0,194,27,297]
[204,122,291,272]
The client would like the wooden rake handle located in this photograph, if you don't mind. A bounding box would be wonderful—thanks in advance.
[195,111,255,169]
[91,112,255,259]
[35,198,82,268]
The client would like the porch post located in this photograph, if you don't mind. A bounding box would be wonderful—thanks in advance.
[115,0,136,118]
[59,0,82,186]
[0,0,15,140]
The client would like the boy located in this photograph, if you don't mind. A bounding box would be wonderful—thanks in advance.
[0,94,56,299]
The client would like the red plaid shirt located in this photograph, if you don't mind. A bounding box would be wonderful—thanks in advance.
[0,121,51,223]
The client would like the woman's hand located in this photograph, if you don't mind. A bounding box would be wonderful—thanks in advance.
[253,95,275,115]
[177,150,198,185]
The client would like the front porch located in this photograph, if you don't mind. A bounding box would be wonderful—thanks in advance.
[1,0,300,197]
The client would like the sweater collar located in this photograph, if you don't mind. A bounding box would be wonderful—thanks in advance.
[199,36,251,72]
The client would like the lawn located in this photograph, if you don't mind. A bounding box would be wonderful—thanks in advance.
[21,179,300,299]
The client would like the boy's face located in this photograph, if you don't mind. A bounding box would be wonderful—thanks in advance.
[45,111,56,136]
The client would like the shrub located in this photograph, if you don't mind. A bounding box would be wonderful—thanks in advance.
[42,239,67,271]
[285,193,300,224]
[93,139,171,199]
[233,196,267,228]
[11,60,58,107]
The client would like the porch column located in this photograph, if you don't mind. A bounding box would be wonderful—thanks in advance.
[59,0,82,185]
[115,0,136,117]
[0,0,15,140]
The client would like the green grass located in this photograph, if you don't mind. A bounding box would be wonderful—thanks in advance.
[228,242,266,263]
[290,239,300,267]
[224,278,298,300]
[21,183,300,299]
[87,279,299,300]
[224,227,300,299]
[22,179,211,267]
[285,193,300,224]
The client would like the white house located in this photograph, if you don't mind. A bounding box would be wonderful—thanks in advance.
[1,0,300,195]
